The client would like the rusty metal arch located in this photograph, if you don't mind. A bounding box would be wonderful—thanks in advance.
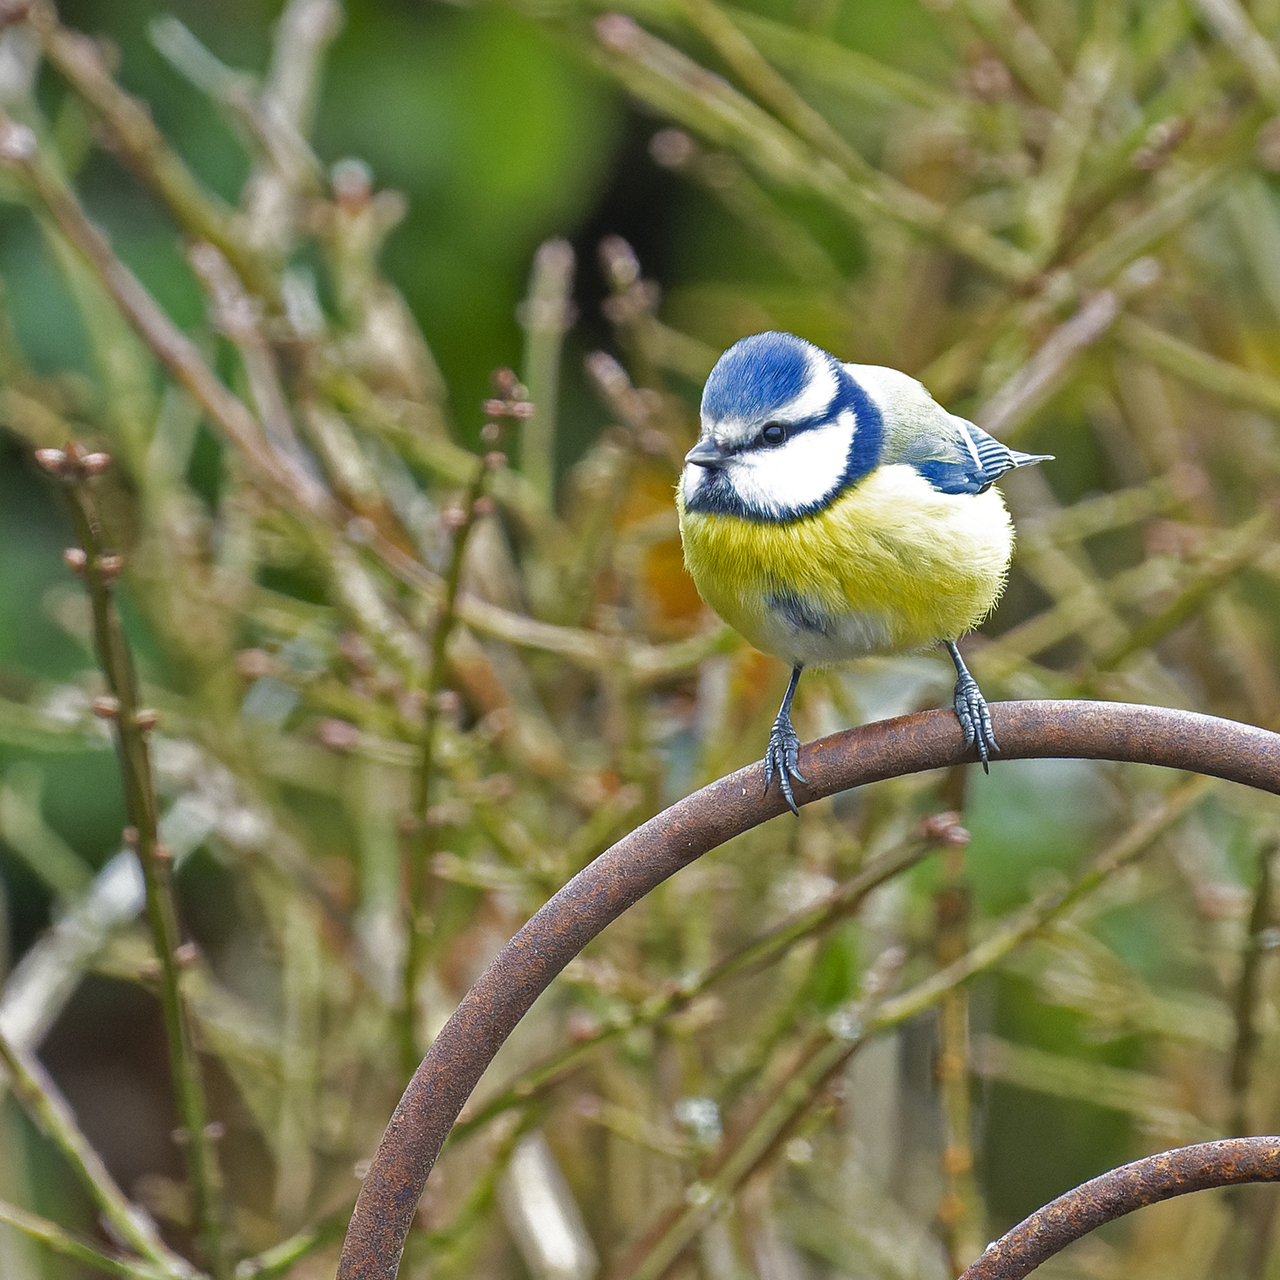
[337,700,1280,1280]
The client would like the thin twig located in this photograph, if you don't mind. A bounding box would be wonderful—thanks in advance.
[591,14,1037,283]
[0,1022,196,1277]
[0,1195,172,1280]
[1230,843,1275,1137]
[234,1204,352,1280]
[401,391,523,1075]
[0,114,323,514]
[518,239,575,512]
[26,1,277,300]
[42,447,228,1280]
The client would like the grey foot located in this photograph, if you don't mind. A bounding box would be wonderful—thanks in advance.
[953,671,998,772]
[763,715,807,815]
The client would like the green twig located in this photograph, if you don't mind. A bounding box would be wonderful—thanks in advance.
[27,1,279,301]
[0,1195,172,1280]
[400,388,525,1075]
[38,446,228,1280]
[0,1022,196,1277]
[1230,843,1275,1137]
[234,1204,351,1280]
[519,239,575,512]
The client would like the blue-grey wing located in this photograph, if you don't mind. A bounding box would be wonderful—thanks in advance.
[842,362,1052,495]
[902,420,1052,496]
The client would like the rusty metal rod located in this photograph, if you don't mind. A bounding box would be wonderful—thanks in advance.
[959,1137,1280,1279]
[337,700,1280,1280]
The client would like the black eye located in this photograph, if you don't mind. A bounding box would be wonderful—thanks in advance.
[761,423,788,446]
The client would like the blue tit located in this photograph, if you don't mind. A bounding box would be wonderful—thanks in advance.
[677,331,1052,814]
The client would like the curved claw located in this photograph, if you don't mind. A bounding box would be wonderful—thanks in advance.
[763,716,807,815]
[953,671,998,772]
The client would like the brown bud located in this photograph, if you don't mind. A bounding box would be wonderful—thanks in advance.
[484,451,507,470]
[34,448,67,474]
[510,401,536,420]
[441,507,468,530]
[434,689,463,718]
[122,826,139,848]
[79,452,112,476]
[91,695,120,719]
[235,648,273,678]
[0,118,36,165]
[595,13,642,54]
[649,128,696,169]
[473,495,495,517]
[153,844,173,865]
[482,398,508,418]
[490,367,520,398]
[98,554,124,582]
[171,1127,190,1147]
[919,811,971,848]
[346,515,376,544]
[134,708,160,731]
[204,1121,226,1140]
[63,547,87,574]
[317,718,361,751]
[480,422,501,444]
[174,941,198,966]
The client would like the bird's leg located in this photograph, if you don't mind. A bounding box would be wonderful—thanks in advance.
[944,640,997,772]
[764,665,807,815]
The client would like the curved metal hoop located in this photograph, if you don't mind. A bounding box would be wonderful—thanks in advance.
[337,700,1280,1280]
[959,1137,1280,1279]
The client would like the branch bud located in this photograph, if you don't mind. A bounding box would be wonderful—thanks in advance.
[34,448,67,474]
[79,452,112,476]
[91,695,120,719]
[134,708,160,731]
[62,547,87,574]
[98,554,124,582]
[0,117,36,165]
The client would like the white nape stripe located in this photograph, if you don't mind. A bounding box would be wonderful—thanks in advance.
[774,350,839,424]
[727,414,855,517]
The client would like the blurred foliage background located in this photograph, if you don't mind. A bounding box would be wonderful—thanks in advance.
[2,0,1280,1278]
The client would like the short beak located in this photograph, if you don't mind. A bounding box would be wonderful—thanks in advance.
[685,438,727,469]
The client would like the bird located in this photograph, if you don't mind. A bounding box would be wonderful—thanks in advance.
[677,331,1052,815]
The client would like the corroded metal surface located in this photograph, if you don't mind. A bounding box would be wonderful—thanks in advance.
[959,1137,1280,1279]
[337,701,1280,1280]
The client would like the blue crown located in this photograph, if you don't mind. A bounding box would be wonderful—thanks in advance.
[701,332,825,422]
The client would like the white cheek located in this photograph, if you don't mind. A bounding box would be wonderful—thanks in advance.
[682,465,705,505]
[728,421,854,516]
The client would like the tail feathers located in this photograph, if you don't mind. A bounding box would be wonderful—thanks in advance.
[1009,448,1054,468]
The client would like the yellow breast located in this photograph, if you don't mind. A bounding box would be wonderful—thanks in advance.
[677,463,1014,667]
